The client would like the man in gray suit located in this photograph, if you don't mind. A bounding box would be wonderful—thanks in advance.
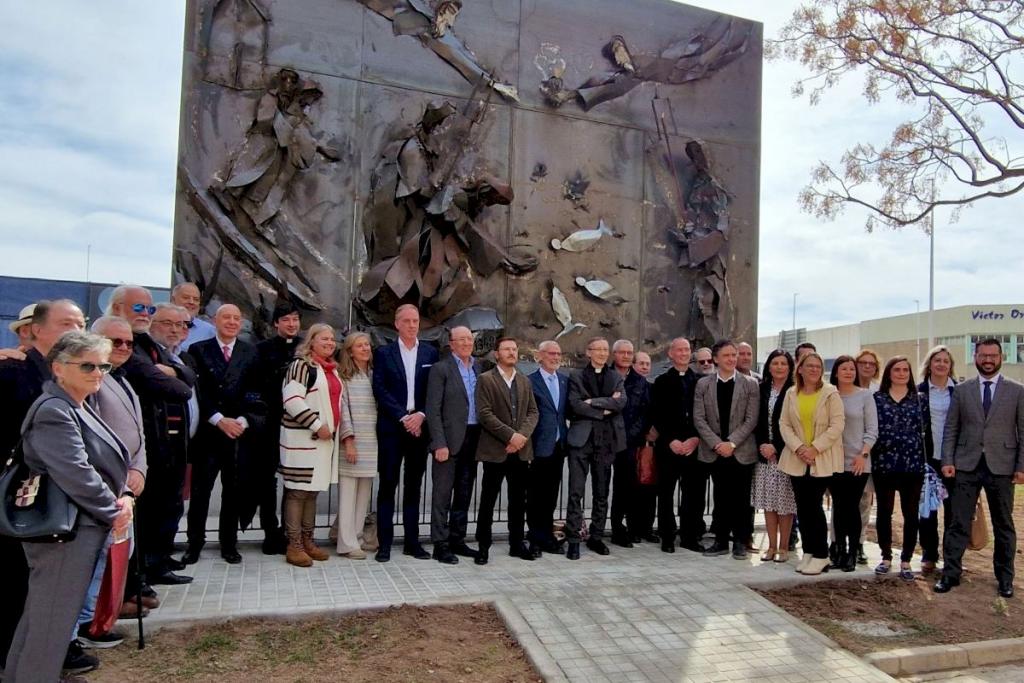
[936,338,1024,598]
[565,337,627,560]
[693,339,760,560]
[425,326,484,564]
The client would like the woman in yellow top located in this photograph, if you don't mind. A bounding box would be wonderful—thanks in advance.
[778,352,846,575]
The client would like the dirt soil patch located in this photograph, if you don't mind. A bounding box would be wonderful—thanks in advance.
[91,603,541,683]
[756,487,1024,655]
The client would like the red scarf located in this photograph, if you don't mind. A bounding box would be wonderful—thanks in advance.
[314,356,342,427]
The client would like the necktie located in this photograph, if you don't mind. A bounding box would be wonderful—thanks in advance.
[983,380,993,417]
[547,373,559,407]
[222,344,231,362]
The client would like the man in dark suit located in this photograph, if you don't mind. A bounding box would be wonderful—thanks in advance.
[0,299,87,673]
[182,303,263,565]
[528,340,569,556]
[651,337,702,553]
[609,339,652,548]
[474,337,539,565]
[129,301,197,584]
[253,302,302,555]
[565,337,627,560]
[936,338,1024,598]
[425,325,483,564]
[693,339,760,560]
[372,304,439,562]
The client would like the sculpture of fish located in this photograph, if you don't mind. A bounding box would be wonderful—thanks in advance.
[574,276,626,305]
[550,219,614,252]
[551,285,587,339]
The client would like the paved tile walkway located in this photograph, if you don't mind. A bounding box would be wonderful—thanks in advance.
[146,534,895,682]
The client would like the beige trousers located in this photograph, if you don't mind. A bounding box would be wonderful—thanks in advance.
[337,476,373,554]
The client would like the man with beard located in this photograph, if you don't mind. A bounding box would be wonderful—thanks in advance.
[935,338,1024,598]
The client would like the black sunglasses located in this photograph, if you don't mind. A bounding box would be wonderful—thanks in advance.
[64,361,113,374]
[131,303,157,315]
[109,338,134,350]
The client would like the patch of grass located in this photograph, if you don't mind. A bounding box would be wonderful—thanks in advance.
[186,631,237,656]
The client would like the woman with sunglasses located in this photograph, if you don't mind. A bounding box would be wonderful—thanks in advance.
[5,331,134,683]
[778,352,845,575]
[872,356,930,581]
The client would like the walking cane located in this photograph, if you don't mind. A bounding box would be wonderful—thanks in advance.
[133,504,145,649]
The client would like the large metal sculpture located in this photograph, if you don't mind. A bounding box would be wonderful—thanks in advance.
[174,0,761,356]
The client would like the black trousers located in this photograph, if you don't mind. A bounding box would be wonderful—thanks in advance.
[919,458,954,563]
[476,457,529,549]
[187,446,239,551]
[610,448,637,535]
[632,483,657,536]
[709,457,754,545]
[527,448,565,545]
[942,460,1017,584]
[831,471,869,551]
[429,426,480,545]
[873,471,924,562]
[656,451,707,545]
[566,441,613,541]
[0,536,28,668]
[792,474,832,558]
[377,428,429,550]
[138,452,187,569]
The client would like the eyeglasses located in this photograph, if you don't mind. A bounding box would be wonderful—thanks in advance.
[64,361,113,374]
[130,304,157,315]
[856,360,877,367]
[109,338,134,350]
[186,320,195,329]
[154,320,189,330]
[697,359,714,365]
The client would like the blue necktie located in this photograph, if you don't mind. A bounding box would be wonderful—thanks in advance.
[547,374,559,407]
[983,380,993,417]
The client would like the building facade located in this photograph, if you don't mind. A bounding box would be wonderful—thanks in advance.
[758,304,1024,383]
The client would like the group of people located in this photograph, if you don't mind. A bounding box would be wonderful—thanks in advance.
[0,286,1021,683]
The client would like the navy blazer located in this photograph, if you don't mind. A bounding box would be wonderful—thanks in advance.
[529,369,568,458]
[189,337,264,432]
[372,341,439,428]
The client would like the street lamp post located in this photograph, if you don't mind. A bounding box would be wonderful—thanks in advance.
[914,299,921,370]
[792,293,798,333]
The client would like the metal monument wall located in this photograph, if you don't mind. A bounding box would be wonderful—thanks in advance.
[173,0,762,359]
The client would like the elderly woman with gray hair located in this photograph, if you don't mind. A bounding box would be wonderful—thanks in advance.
[5,331,133,683]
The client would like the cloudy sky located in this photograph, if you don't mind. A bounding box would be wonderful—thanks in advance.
[0,1,1018,334]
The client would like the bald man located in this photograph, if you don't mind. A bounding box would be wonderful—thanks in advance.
[424,326,486,564]
[182,304,263,565]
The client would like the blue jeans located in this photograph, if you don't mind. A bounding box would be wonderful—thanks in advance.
[73,528,132,638]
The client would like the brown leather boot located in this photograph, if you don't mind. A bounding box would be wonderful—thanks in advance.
[286,541,312,567]
[303,531,330,561]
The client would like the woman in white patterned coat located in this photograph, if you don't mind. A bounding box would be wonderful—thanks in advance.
[335,331,378,559]
[280,323,353,567]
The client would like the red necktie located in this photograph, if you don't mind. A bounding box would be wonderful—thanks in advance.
[222,344,231,362]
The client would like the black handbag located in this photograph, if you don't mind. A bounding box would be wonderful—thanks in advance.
[0,398,79,543]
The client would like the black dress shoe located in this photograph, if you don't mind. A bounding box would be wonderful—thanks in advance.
[529,542,543,559]
[731,543,748,560]
[180,547,202,565]
[679,541,704,553]
[703,541,731,557]
[586,538,611,556]
[403,543,431,560]
[857,546,868,565]
[541,538,564,554]
[630,532,643,544]
[221,549,242,564]
[163,556,187,571]
[63,639,99,675]
[375,548,391,563]
[474,547,490,565]
[999,581,1014,598]
[610,532,634,549]
[432,543,459,565]
[149,570,194,585]
[510,541,535,561]
[566,542,580,560]
[262,534,287,556]
[661,541,676,554]
[450,542,480,559]
[643,532,661,543]
[140,583,159,599]
[933,576,960,593]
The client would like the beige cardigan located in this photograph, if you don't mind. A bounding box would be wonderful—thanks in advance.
[777,383,845,477]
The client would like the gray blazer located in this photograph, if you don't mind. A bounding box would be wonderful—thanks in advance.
[693,373,760,465]
[942,376,1024,476]
[21,381,130,528]
[426,355,484,454]
[90,372,147,478]
[566,366,627,454]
